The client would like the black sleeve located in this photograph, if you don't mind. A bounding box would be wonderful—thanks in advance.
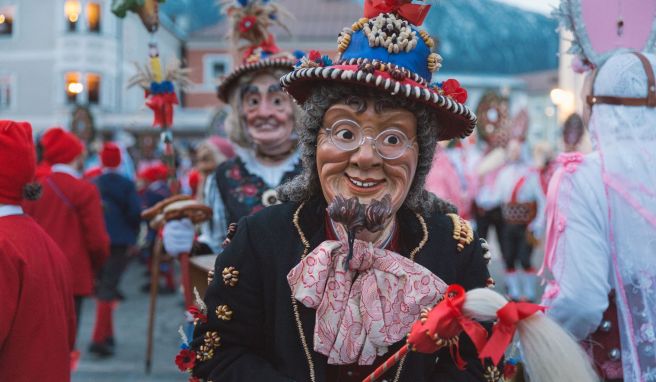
[460,233,491,290]
[190,216,294,382]
[431,234,492,381]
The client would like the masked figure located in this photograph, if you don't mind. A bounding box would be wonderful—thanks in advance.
[175,1,501,381]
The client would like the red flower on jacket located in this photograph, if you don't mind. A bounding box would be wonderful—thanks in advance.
[188,306,207,324]
[175,348,197,371]
[442,79,468,103]
[189,377,200,382]
[239,16,257,34]
[503,363,518,380]
[241,184,258,197]
[229,166,242,180]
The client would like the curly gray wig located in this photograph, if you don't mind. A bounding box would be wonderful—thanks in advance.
[278,84,456,216]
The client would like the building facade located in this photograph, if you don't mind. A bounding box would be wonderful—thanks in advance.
[0,0,210,140]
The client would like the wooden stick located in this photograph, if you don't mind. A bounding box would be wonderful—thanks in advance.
[362,344,410,382]
[179,252,193,308]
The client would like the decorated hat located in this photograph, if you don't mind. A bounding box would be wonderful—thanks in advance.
[101,142,122,168]
[216,0,300,102]
[138,162,169,183]
[41,127,84,165]
[554,0,656,72]
[0,120,37,204]
[281,0,476,141]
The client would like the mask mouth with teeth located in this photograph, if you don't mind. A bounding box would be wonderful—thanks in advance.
[327,194,393,268]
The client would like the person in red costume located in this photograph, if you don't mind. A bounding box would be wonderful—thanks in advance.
[23,127,110,347]
[0,120,77,382]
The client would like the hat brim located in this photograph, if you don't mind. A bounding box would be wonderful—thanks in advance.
[281,64,477,141]
[217,58,297,103]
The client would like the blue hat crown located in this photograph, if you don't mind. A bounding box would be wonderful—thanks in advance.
[338,13,439,82]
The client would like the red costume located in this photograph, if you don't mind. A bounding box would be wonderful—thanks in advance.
[24,168,110,295]
[0,120,76,382]
[23,128,110,296]
[0,215,77,382]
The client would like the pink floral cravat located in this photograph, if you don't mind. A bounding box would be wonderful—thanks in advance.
[287,226,447,365]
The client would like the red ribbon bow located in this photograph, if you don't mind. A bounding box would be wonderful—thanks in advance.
[407,284,488,370]
[242,35,281,62]
[364,0,431,26]
[146,92,178,128]
[478,301,545,365]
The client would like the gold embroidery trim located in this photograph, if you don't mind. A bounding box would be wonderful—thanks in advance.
[215,305,233,321]
[222,266,239,287]
[447,213,474,252]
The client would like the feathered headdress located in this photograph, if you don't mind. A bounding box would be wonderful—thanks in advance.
[215,0,299,102]
[221,0,291,59]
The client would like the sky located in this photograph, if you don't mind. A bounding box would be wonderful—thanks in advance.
[494,0,559,14]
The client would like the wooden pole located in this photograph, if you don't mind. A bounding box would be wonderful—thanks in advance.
[179,252,193,308]
[362,344,410,382]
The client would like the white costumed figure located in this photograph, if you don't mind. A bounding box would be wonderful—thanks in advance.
[541,52,656,381]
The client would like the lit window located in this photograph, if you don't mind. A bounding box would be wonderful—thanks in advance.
[0,6,15,37]
[0,75,11,109]
[87,73,100,104]
[86,2,101,33]
[66,72,83,104]
[64,0,81,32]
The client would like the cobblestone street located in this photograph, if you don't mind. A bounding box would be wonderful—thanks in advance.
[73,262,185,382]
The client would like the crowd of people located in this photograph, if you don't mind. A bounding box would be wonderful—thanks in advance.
[1,0,655,381]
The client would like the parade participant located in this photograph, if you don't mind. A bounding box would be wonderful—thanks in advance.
[192,138,231,201]
[192,139,231,250]
[426,142,472,219]
[0,120,76,382]
[541,52,656,380]
[193,0,303,254]
[496,139,546,302]
[137,161,175,293]
[472,93,511,259]
[23,127,110,342]
[172,1,502,381]
[562,113,585,153]
[89,142,142,357]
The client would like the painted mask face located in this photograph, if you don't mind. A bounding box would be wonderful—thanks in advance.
[317,99,419,217]
[241,73,295,153]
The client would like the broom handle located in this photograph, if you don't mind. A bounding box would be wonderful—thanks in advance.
[362,344,410,382]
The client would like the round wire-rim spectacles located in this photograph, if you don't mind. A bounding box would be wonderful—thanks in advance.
[324,119,416,160]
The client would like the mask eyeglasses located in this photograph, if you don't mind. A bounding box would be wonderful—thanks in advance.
[324,119,415,160]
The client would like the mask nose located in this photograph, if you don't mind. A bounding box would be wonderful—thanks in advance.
[350,138,382,169]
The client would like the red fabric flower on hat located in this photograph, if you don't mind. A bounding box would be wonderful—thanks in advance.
[308,50,322,62]
[175,348,197,371]
[442,79,468,104]
[239,15,257,34]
